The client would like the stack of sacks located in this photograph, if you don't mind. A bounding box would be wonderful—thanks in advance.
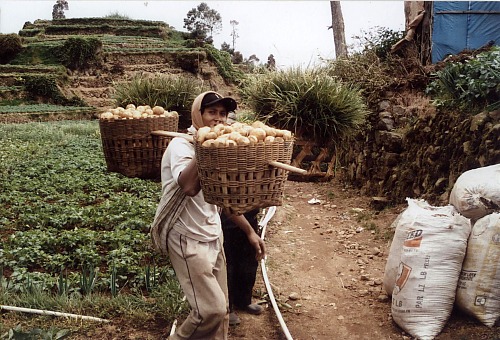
[449,164,500,221]
[383,198,471,340]
[450,164,500,328]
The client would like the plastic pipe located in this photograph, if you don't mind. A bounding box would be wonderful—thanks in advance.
[259,206,294,340]
[0,305,109,322]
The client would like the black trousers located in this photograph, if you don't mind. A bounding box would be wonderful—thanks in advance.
[222,210,259,310]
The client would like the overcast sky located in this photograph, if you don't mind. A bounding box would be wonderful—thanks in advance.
[0,1,405,68]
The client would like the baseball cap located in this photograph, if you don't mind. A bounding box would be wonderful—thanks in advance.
[201,92,237,112]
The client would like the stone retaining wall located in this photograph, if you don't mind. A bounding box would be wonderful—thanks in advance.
[338,92,499,205]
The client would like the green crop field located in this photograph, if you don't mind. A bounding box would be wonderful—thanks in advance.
[0,120,187,336]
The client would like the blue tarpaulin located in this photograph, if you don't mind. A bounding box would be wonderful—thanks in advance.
[431,1,500,63]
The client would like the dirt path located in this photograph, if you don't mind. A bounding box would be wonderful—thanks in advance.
[68,178,498,339]
[228,180,499,340]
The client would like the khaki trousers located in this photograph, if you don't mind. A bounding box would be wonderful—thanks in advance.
[167,228,229,340]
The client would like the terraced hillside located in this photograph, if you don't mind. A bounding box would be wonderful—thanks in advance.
[0,17,236,121]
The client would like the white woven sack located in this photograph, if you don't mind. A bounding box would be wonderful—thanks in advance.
[391,200,471,340]
[383,199,431,296]
[456,213,500,327]
[449,164,500,220]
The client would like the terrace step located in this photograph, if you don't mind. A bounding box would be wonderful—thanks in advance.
[0,65,65,74]
[68,86,114,108]
[104,43,169,50]
[104,51,171,65]
[121,63,182,73]
[0,74,22,87]
[102,40,169,49]
[0,104,97,123]
[76,95,115,109]
[71,87,112,98]
[0,73,64,86]
[24,18,168,28]
[23,34,169,48]
[69,75,114,88]
[20,19,169,38]
[0,86,24,100]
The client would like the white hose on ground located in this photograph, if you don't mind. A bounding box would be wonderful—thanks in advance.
[169,319,177,336]
[169,296,185,336]
[259,206,294,340]
[0,305,109,322]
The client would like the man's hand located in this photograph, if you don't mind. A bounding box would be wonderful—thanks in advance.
[246,231,266,261]
[227,213,267,261]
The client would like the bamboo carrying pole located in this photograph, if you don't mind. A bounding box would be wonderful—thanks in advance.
[151,130,307,175]
[0,305,110,323]
[152,130,194,142]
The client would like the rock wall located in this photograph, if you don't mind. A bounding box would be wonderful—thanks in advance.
[338,91,500,205]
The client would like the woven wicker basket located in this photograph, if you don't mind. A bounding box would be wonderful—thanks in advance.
[99,116,178,179]
[194,140,294,214]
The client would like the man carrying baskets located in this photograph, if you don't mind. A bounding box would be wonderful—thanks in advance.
[151,91,266,340]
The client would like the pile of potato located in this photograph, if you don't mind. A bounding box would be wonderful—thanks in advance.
[197,121,293,147]
[99,104,179,120]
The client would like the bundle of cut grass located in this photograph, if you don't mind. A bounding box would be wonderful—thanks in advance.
[239,66,369,146]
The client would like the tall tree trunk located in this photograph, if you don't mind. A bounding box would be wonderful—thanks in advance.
[330,1,347,58]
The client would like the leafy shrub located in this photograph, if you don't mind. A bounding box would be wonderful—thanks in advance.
[56,37,103,70]
[426,47,500,113]
[327,27,412,102]
[52,0,69,20]
[18,28,43,37]
[9,43,62,65]
[113,74,204,129]
[326,50,397,103]
[239,67,369,146]
[232,51,243,64]
[22,75,65,103]
[0,34,23,64]
[174,50,206,73]
[22,75,86,106]
[204,44,244,84]
[104,12,131,19]
[327,27,410,103]
[351,26,404,60]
